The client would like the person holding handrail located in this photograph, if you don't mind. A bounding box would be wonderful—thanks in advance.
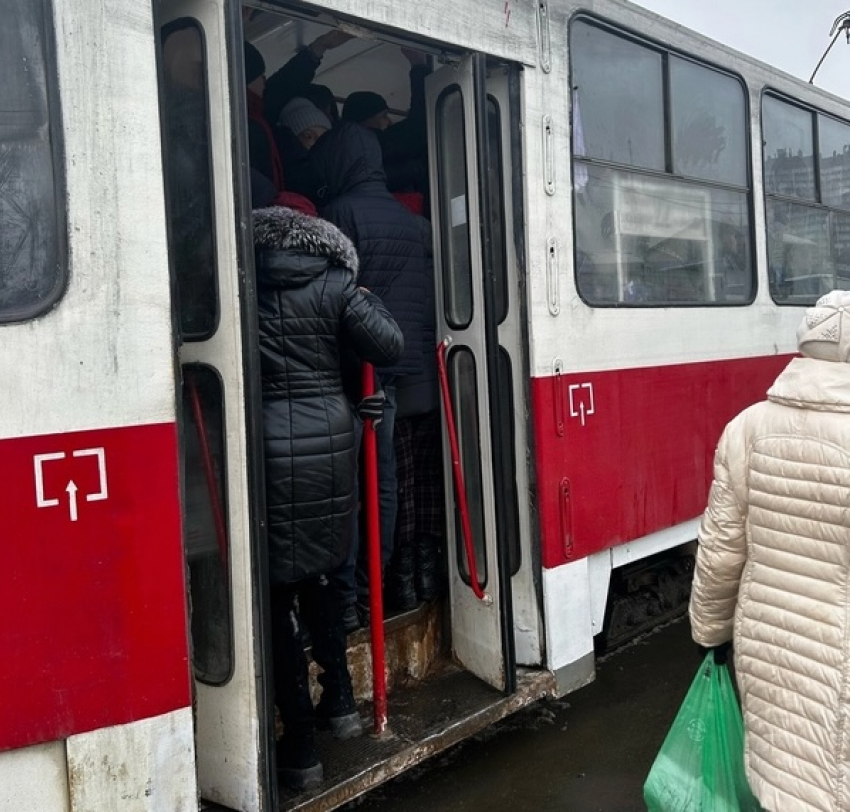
[253,205,402,790]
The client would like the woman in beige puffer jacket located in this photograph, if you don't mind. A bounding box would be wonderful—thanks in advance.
[690,290,850,812]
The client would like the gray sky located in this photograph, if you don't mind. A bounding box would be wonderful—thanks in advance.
[632,1,850,98]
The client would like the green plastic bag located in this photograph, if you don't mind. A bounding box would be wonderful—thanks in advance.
[644,652,761,812]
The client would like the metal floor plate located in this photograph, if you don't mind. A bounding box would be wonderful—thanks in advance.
[280,665,554,811]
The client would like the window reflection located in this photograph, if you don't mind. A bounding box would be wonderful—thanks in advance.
[575,166,753,305]
[819,115,850,209]
[571,19,753,306]
[762,95,850,303]
[571,21,665,172]
[670,56,747,187]
[763,96,816,201]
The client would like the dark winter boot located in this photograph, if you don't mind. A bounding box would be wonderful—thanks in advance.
[276,725,323,791]
[385,538,418,612]
[303,576,364,741]
[415,533,444,602]
[341,603,360,635]
[315,699,363,740]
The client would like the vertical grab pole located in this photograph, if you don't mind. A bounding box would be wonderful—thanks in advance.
[361,363,388,734]
[188,375,228,568]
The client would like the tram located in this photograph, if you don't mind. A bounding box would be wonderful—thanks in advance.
[3,0,849,809]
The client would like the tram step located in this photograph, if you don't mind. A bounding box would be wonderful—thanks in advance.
[281,664,556,811]
[306,601,446,706]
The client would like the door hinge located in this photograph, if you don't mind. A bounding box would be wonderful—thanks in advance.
[547,237,560,316]
[559,477,573,558]
[543,115,555,196]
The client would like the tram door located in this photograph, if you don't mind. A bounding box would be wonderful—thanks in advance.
[426,57,542,691]
[160,2,272,811]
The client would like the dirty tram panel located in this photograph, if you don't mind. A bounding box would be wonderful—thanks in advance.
[3,0,850,810]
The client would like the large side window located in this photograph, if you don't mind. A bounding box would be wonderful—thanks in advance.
[763,94,850,304]
[0,0,66,322]
[160,19,219,340]
[571,20,754,306]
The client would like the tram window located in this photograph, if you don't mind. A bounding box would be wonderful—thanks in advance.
[763,95,850,303]
[570,21,665,172]
[575,166,752,305]
[182,365,233,685]
[571,18,754,307]
[818,116,850,210]
[763,96,816,201]
[0,0,66,323]
[448,348,487,589]
[670,56,747,187]
[160,19,219,341]
[487,96,509,325]
[436,86,473,329]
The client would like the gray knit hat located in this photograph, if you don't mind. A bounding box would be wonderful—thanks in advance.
[278,97,331,137]
[796,289,850,362]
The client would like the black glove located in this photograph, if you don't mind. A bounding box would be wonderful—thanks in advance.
[357,391,386,426]
[698,641,732,665]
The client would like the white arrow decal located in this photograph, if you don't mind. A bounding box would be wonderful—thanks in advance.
[66,480,79,522]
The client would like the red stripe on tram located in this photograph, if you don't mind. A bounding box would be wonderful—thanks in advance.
[531,354,794,568]
[0,422,190,751]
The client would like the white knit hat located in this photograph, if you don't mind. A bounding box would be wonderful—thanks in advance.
[796,289,850,362]
[278,97,331,137]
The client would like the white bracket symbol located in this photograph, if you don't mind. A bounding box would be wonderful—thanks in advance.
[34,447,109,522]
[568,383,595,426]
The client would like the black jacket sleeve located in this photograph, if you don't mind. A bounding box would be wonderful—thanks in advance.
[264,48,321,126]
[380,65,429,161]
[339,283,404,368]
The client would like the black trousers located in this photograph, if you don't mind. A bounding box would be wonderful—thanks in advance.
[270,575,353,729]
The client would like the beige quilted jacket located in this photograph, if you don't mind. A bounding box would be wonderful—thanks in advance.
[690,356,850,812]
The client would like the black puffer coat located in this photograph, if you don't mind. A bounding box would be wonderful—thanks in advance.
[312,122,429,380]
[254,207,403,585]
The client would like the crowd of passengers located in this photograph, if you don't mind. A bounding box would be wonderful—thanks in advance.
[243,20,445,791]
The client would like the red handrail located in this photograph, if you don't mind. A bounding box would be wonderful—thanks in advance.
[361,363,388,734]
[188,376,228,569]
[435,339,486,601]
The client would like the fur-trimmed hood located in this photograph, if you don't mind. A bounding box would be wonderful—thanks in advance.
[253,207,359,281]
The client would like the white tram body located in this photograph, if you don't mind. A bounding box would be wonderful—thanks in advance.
[1,0,847,809]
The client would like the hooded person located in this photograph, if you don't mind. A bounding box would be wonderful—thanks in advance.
[311,121,430,629]
[341,49,430,194]
[253,206,403,790]
[690,289,850,812]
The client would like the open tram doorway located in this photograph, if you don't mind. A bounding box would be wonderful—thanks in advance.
[160,1,547,808]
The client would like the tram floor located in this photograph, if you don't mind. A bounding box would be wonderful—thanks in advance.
[281,664,554,811]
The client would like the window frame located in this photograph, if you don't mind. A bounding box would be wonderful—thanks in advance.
[158,16,221,342]
[181,361,235,687]
[761,89,850,306]
[0,0,68,324]
[435,83,475,330]
[569,14,756,309]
